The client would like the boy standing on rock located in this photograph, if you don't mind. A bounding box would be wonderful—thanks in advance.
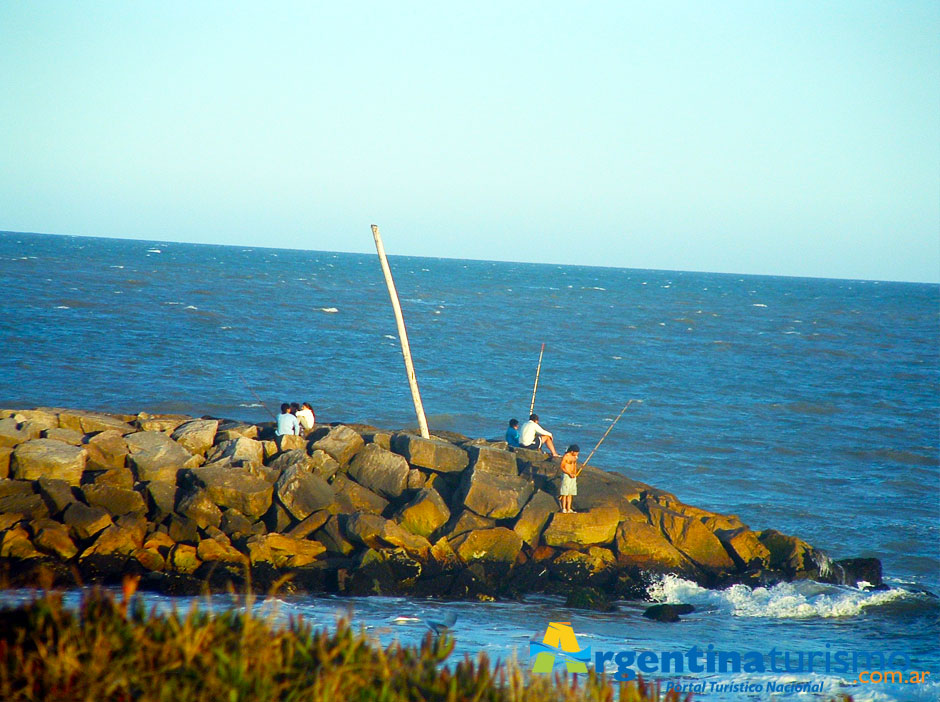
[559,444,580,513]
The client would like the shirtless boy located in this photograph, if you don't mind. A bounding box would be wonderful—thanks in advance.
[559,444,580,513]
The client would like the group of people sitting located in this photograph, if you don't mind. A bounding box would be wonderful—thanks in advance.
[275,401,316,437]
[505,414,581,513]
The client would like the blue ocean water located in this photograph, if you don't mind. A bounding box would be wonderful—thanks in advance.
[1,230,937,700]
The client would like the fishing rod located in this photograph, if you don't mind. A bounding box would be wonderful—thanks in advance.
[576,399,643,475]
[236,371,277,420]
[528,343,545,416]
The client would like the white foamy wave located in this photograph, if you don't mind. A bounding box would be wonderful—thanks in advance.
[239,402,263,408]
[320,307,339,313]
[110,265,124,269]
[383,335,395,340]
[147,248,162,253]
[184,305,198,310]
[55,305,70,309]
[647,574,909,619]
[752,303,768,307]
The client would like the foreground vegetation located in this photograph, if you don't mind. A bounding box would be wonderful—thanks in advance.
[0,578,689,702]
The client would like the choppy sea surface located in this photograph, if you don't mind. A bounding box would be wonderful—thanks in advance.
[0,231,937,701]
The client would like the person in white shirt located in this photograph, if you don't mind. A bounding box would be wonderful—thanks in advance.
[518,413,560,457]
[296,402,315,434]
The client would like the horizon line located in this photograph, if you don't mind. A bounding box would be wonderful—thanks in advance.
[2,227,938,287]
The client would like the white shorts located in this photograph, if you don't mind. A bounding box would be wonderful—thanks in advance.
[560,474,577,496]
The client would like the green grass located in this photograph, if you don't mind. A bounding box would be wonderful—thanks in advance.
[0,578,693,702]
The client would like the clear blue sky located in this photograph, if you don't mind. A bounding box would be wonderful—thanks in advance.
[2,2,938,282]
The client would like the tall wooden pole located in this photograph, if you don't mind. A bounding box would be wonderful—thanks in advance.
[529,342,545,416]
[372,224,430,439]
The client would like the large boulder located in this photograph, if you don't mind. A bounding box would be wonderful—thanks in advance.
[329,475,389,515]
[311,426,364,466]
[176,490,223,529]
[0,491,49,520]
[197,538,248,566]
[286,510,330,539]
[451,527,522,564]
[275,466,335,521]
[125,431,196,482]
[186,465,273,519]
[648,503,735,571]
[63,502,112,541]
[614,520,695,574]
[348,444,411,499]
[390,434,468,473]
[0,446,11,478]
[246,533,326,568]
[512,490,558,546]
[205,437,264,466]
[84,430,129,471]
[344,513,431,557]
[80,523,142,558]
[58,410,135,435]
[551,547,617,582]
[714,527,771,569]
[31,519,78,560]
[444,510,496,539]
[11,439,86,485]
[171,419,218,455]
[81,484,147,516]
[758,530,828,575]
[0,526,42,560]
[465,445,518,475]
[395,487,450,538]
[458,468,534,519]
[42,427,84,445]
[542,506,620,548]
[137,413,191,433]
[314,515,357,556]
[37,477,78,515]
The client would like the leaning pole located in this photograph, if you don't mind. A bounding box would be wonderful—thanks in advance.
[371,224,431,439]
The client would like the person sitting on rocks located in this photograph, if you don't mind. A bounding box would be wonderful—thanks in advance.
[519,413,560,457]
[505,418,521,447]
[558,444,580,513]
[296,402,315,435]
[275,402,300,448]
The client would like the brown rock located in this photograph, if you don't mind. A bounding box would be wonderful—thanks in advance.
[171,419,219,455]
[82,484,147,516]
[329,475,389,515]
[390,433,468,473]
[0,492,49,520]
[219,509,259,537]
[314,515,356,556]
[345,513,431,558]
[186,465,273,519]
[246,533,326,567]
[176,490,223,529]
[58,410,135,435]
[42,427,85,445]
[91,467,135,489]
[459,467,534,519]
[11,439,86,485]
[614,520,695,574]
[430,536,461,569]
[551,547,617,581]
[197,538,248,565]
[286,510,330,539]
[31,519,78,560]
[542,506,620,548]
[216,421,259,441]
[716,527,771,569]
[512,490,558,546]
[37,477,78,515]
[81,523,141,558]
[0,526,42,559]
[63,502,113,540]
[275,466,335,520]
[445,510,496,539]
[205,437,264,466]
[312,425,364,466]
[0,446,11,478]
[466,445,518,475]
[132,548,165,571]
[137,413,191,433]
[348,443,410,499]
[451,527,523,564]
[395,487,450,538]
[84,430,129,471]
[758,530,824,573]
[648,503,735,571]
[144,481,177,520]
[168,544,201,573]
[0,418,37,449]
[125,431,196,483]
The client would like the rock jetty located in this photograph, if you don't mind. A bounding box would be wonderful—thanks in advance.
[0,408,882,600]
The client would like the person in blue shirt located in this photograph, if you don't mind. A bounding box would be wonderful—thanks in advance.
[275,402,300,449]
[505,418,521,447]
